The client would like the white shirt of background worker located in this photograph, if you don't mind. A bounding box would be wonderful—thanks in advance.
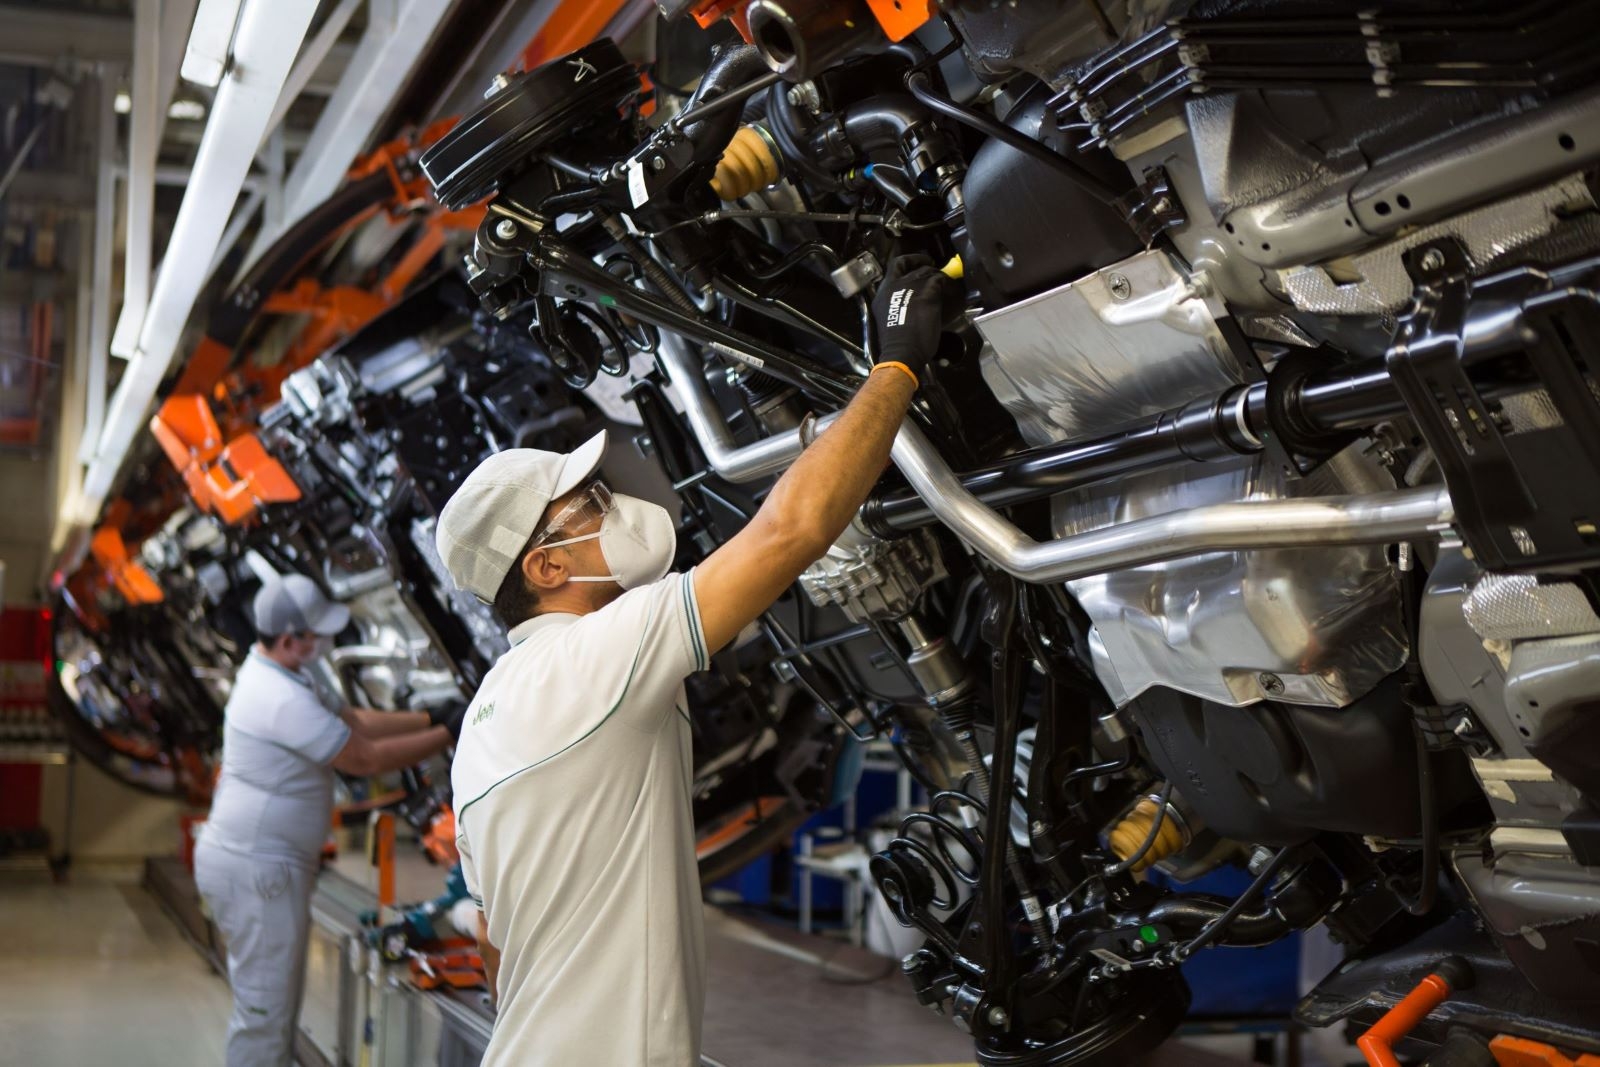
[436,257,951,1067]
[194,573,464,1067]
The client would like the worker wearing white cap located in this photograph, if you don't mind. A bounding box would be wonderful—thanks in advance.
[195,572,462,1066]
[438,258,949,1066]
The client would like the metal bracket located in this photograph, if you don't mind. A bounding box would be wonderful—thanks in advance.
[1386,245,1600,573]
[1115,166,1186,246]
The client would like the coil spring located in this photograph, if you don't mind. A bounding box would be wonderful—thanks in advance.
[882,789,987,915]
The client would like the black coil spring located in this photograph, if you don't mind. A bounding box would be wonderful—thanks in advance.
[884,789,988,913]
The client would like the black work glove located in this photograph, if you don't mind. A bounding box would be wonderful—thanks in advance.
[870,254,950,381]
[427,702,468,742]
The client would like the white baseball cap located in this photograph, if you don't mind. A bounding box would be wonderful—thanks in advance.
[253,573,351,637]
[435,430,609,604]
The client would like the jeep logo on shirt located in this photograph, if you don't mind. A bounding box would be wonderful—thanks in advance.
[473,701,495,725]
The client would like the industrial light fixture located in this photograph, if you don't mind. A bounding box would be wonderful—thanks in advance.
[114,91,132,114]
[181,0,245,88]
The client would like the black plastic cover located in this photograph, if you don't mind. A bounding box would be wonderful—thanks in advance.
[958,92,1140,305]
[1131,678,1431,846]
[419,39,638,210]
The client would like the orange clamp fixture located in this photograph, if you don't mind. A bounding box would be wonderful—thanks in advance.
[1357,957,1472,1067]
[1490,1035,1600,1067]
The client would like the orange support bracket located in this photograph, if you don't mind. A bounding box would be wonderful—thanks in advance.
[863,0,933,42]
[1490,1036,1600,1067]
[150,394,224,470]
[371,811,396,909]
[1357,958,1472,1067]
[222,434,301,505]
[88,525,164,605]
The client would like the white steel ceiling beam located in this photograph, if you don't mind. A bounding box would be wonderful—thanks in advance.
[109,0,164,361]
[241,0,456,269]
[77,0,321,520]
[156,0,202,143]
[181,0,244,88]
[76,72,119,467]
[265,0,365,137]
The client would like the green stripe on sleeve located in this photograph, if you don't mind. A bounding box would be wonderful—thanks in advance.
[683,571,707,670]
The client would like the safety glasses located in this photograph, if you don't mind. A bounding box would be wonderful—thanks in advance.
[531,481,614,547]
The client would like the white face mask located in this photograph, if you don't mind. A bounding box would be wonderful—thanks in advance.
[540,493,677,590]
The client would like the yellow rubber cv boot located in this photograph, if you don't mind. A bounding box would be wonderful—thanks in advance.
[1108,796,1186,874]
[711,125,780,201]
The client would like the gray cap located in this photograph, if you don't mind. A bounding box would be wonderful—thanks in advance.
[253,573,351,637]
[435,430,608,604]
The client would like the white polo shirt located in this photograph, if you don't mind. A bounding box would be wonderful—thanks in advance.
[451,571,710,1067]
[202,648,352,869]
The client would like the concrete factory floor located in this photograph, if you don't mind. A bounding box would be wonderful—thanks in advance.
[1,862,1275,1067]
[0,865,232,1065]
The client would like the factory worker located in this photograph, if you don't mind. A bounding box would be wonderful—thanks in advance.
[437,258,950,1067]
[195,572,463,1066]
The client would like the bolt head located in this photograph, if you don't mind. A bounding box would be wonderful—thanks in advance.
[495,218,518,240]
[1107,273,1132,300]
[651,155,666,172]
[1152,196,1173,214]
[987,1006,1008,1026]
[1257,671,1285,696]
[484,73,511,99]
[1420,248,1446,272]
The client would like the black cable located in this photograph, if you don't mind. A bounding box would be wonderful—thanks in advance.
[1173,845,1298,961]
[901,69,1124,208]
[647,208,889,237]
[748,241,840,281]
[671,70,785,128]
[1060,745,1133,791]
[539,185,602,216]
[1404,719,1439,916]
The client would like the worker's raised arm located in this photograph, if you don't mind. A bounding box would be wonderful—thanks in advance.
[344,704,466,739]
[343,708,430,737]
[693,258,947,655]
[330,723,454,778]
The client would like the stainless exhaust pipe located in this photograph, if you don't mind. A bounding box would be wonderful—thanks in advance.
[659,334,836,482]
[661,335,1456,580]
[888,421,1455,583]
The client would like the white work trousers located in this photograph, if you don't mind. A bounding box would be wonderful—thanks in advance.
[194,839,317,1067]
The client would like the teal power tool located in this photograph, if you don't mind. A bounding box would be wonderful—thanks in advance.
[362,863,471,962]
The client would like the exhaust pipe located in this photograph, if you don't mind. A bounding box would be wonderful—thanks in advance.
[659,334,836,482]
[661,335,1455,580]
[888,421,1454,584]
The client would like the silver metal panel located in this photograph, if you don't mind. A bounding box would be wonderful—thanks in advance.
[974,249,1408,708]
[976,250,1240,447]
[1062,456,1408,709]
[1464,573,1600,642]
[1419,549,1523,753]
[1280,175,1593,331]
[299,923,350,1064]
